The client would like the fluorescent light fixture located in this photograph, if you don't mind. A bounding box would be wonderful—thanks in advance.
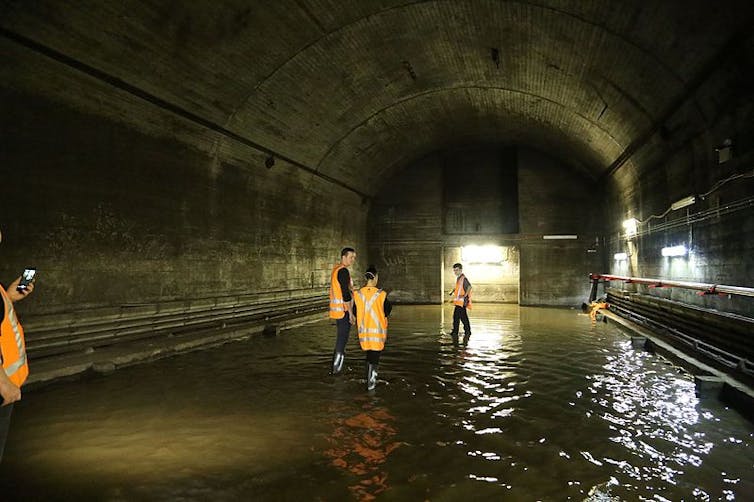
[542,235,578,240]
[661,245,687,257]
[622,218,638,237]
[462,245,504,263]
[614,252,628,261]
[671,195,696,211]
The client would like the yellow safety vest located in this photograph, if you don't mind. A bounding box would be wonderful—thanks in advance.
[329,264,350,319]
[453,274,472,309]
[0,286,29,387]
[354,287,388,351]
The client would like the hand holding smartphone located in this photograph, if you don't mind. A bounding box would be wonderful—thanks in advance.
[16,267,37,292]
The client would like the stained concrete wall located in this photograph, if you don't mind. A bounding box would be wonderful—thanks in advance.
[366,154,444,303]
[368,147,601,306]
[518,148,603,306]
[604,35,754,317]
[0,89,366,317]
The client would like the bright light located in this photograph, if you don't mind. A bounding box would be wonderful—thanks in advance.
[671,195,696,211]
[542,235,578,240]
[661,245,687,257]
[614,252,628,261]
[622,218,638,237]
[462,245,504,263]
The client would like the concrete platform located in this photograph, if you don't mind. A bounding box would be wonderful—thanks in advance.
[25,311,325,390]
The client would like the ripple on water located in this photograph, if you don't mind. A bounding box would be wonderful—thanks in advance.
[1,305,753,501]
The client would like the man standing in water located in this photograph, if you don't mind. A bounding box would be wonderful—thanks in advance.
[448,262,472,343]
[329,247,356,374]
[0,229,35,462]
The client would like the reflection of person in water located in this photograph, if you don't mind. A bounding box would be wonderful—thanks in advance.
[323,403,402,500]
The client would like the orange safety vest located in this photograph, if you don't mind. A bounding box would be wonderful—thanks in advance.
[329,264,351,319]
[453,274,472,309]
[590,301,608,321]
[354,287,388,351]
[0,286,29,387]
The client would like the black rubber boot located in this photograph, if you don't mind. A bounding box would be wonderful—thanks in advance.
[367,363,379,391]
[330,352,345,375]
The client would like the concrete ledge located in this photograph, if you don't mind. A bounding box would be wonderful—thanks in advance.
[630,336,647,349]
[695,375,724,398]
[604,311,754,421]
[25,311,325,390]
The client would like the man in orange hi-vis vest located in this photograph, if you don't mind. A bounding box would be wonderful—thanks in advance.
[0,229,35,462]
[448,262,472,343]
[353,265,392,391]
[329,247,356,375]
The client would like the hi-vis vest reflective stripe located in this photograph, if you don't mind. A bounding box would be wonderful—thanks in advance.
[453,274,472,309]
[0,286,29,387]
[329,264,348,319]
[354,287,387,351]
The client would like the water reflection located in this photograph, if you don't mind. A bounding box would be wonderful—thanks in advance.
[586,344,716,488]
[323,398,402,501]
[1,305,752,500]
[435,311,531,492]
[452,316,525,432]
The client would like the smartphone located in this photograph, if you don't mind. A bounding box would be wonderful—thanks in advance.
[16,267,37,292]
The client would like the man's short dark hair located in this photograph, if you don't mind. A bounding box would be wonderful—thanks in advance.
[341,247,355,257]
[453,263,462,269]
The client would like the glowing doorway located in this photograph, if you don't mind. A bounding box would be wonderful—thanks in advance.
[442,245,520,303]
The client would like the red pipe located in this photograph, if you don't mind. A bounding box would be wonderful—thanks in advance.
[590,273,754,298]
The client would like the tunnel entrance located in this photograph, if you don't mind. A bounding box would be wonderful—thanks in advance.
[442,245,520,303]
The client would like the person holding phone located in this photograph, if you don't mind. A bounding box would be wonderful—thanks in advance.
[0,229,35,462]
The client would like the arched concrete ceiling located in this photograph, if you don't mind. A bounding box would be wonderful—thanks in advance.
[2,0,752,195]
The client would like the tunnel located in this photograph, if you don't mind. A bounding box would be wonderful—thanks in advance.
[1,1,754,500]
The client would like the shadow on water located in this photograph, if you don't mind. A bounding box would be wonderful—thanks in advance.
[0,305,752,500]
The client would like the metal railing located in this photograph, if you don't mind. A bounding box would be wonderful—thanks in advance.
[608,296,754,378]
[590,273,754,299]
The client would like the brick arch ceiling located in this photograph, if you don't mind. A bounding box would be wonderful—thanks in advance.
[2,0,749,196]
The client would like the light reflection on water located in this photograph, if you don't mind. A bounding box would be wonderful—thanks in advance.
[0,305,752,500]
[322,398,401,501]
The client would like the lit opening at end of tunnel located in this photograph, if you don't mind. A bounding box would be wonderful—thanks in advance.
[462,245,505,264]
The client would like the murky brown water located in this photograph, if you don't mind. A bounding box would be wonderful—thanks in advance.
[1,305,752,500]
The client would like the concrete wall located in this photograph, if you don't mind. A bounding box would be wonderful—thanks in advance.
[366,154,444,303]
[518,148,603,306]
[604,36,754,317]
[0,90,366,317]
[368,147,601,306]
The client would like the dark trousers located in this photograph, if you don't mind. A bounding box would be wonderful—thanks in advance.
[0,403,14,462]
[451,305,471,335]
[365,350,381,365]
[334,313,351,353]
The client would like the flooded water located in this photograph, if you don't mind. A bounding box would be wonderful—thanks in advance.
[1,305,753,501]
